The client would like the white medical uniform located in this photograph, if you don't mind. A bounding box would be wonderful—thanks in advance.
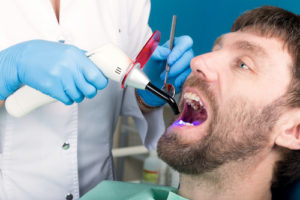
[0,0,165,199]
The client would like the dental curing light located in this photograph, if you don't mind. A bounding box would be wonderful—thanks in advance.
[5,31,179,117]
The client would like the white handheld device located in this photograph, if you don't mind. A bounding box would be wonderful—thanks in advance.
[5,44,150,117]
[5,31,162,117]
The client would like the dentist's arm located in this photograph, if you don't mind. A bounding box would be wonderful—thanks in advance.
[0,40,108,105]
[0,100,3,107]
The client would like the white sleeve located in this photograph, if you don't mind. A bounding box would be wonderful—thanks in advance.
[121,0,153,58]
[120,0,165,150]
[121,87,165,150]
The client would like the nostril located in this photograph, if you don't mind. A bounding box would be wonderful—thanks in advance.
[196,69,206,78]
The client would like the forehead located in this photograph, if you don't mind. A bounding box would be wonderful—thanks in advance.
[215,32,286,53]
[214,31,293,66]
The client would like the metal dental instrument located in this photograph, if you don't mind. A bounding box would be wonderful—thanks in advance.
[162,15,177,98]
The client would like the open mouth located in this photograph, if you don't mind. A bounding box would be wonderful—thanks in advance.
[174,92,208,127]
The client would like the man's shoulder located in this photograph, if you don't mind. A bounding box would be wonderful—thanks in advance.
[81,180,178,200]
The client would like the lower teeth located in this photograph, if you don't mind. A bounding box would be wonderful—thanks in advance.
[178,120,194,126]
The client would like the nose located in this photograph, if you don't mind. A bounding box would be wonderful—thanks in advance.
[190,52,219,82]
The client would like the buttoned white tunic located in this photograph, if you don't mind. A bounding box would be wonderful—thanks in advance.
[0,0,165,199]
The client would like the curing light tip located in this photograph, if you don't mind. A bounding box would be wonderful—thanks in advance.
[145,82,179,115]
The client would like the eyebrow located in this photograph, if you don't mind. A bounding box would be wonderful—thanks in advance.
[213,35,267,57]
[234,40,267,57]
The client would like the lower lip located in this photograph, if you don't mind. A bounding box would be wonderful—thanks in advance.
[168,119,208,142]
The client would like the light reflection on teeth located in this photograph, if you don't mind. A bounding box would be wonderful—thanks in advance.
[173,120,202,127]
[184,92,203,105]
[178,120,194,126]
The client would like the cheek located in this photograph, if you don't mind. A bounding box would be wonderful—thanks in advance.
[250,78,288,105]
[221,74,286,107]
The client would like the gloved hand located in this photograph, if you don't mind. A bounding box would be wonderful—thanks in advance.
[0,40,108,104]
[137,35,194,107]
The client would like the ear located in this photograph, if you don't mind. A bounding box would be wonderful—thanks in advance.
[275,109,300,150]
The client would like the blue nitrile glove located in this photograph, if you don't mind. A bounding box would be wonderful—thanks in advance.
[0,40,108,104]
[137,35,194,107]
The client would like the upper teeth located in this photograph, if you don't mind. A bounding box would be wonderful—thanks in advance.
[184,92,204,110]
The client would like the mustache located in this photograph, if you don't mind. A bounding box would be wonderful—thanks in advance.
[183,76,208,91]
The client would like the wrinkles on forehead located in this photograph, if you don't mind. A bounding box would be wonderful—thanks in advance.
[213,34,268,58]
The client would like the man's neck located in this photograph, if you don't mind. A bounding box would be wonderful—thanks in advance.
[178,151,280,200]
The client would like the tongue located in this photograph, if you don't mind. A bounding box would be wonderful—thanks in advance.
[181,104,207,124]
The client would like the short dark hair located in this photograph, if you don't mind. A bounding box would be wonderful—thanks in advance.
[231,6,300,190]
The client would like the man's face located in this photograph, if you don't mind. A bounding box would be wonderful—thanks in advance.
[157,31,292,174]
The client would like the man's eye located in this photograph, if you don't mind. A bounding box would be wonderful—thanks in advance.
[239,62,249,70]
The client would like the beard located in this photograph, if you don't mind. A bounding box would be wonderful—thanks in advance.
[157,76,284,175]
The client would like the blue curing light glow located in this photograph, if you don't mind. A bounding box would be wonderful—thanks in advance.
[171,120,202,127]
[173,120,185,127]
[192,121,201,126]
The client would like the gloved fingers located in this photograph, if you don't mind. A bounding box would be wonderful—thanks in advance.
[78,54,108,90]
[62,75,84,103]
[167,35,193,65]
[57,95,74,105]
[160,49,193,79]
[43,82,74,105]
[174,68,192,92]
[150,46,170,60]
[161,39,173,48]
[80,49,87,54]
[73,72,98,99]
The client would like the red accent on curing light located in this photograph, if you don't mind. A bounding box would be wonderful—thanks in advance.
[121,31,161,88]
